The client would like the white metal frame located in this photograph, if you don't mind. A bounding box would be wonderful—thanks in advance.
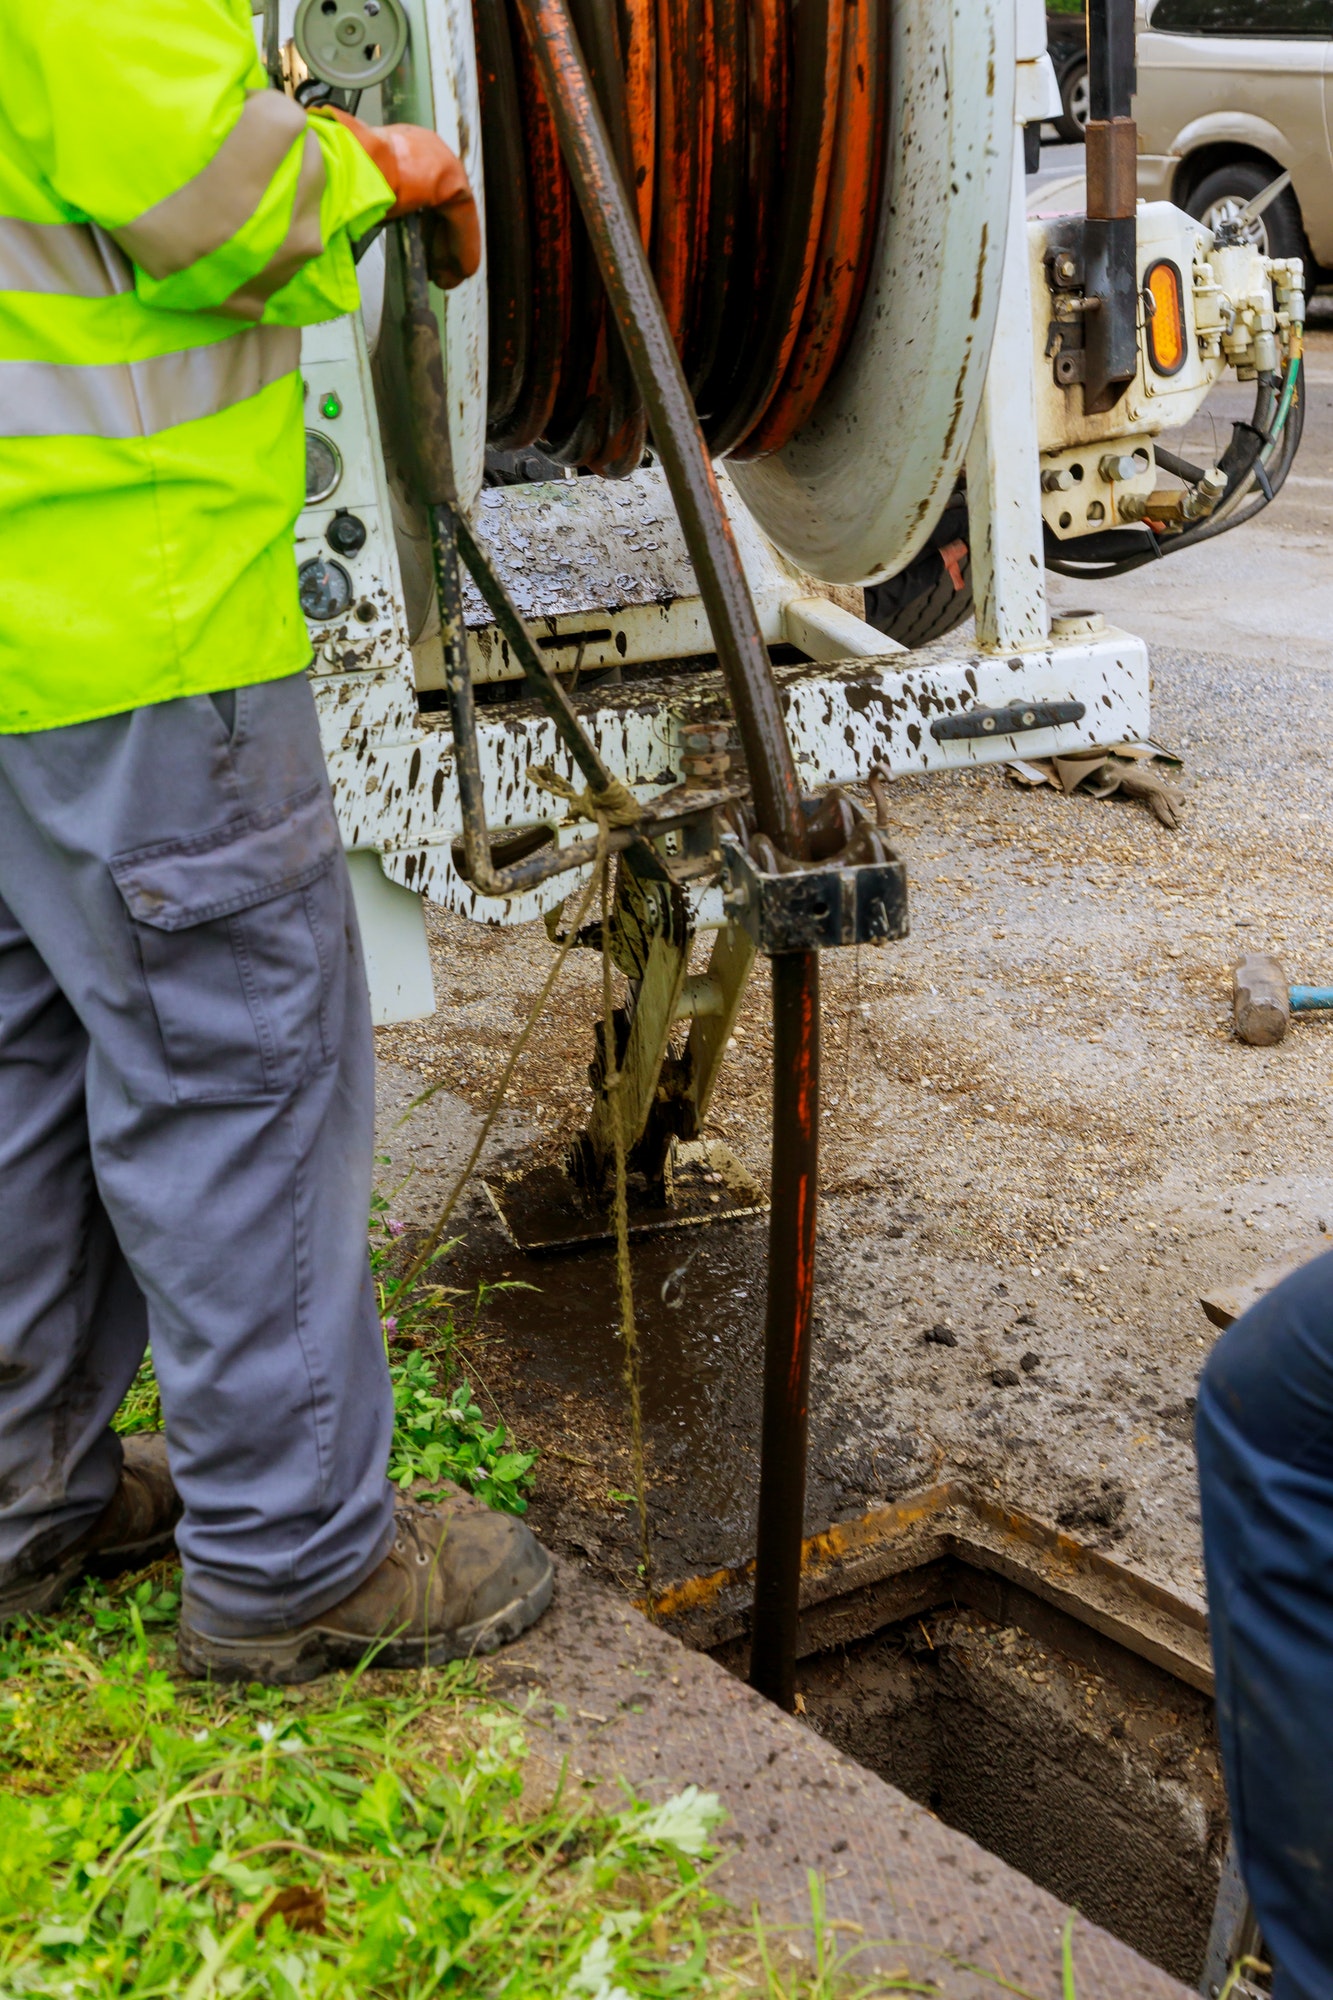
[298,5,1153,1008]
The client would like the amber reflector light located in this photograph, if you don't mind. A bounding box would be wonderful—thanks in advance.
[1145,260,1186,376]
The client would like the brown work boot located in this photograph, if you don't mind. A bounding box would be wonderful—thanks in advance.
[0,1433,182,1630]
[176,1489,554,1686]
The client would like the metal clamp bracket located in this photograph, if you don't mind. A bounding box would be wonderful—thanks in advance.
[721,840,909,956]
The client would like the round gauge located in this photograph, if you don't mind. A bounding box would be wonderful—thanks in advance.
[294,0,410,89]
[299,557,355,623]
[305,430,343,506]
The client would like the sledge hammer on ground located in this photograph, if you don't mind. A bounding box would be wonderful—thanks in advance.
[1233,953,1333,1046]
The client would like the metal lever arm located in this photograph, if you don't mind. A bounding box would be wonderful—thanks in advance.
[430,505,637,898]
[1215,169,1294,247]
[452,512,620,801]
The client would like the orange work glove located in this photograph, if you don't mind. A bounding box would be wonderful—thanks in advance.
[320,107,482,290]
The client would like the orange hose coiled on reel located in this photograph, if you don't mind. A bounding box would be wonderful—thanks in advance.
[473,0,890,473]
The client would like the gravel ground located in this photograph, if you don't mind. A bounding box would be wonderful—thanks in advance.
[375,329,1333,1613]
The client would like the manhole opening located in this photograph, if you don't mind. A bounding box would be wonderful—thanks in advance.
[710,1556,1226,1988]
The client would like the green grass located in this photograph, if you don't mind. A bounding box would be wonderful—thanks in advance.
[1,1576,735,1999]
[0,1581,942,1999]
[2,1185,744,1997]
[373,1175,538,1516]
[115,1359,162,1439]
[13,1182,1077,1998]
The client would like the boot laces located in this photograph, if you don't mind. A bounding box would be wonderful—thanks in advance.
[394,1501,440,1568]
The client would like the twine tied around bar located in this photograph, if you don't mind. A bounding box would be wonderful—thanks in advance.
[528,761,642,829]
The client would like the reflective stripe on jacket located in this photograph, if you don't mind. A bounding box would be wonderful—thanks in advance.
[0,0,394,732]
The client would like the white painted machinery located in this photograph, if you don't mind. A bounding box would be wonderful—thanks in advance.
[257,0,1305,1023]
[254,0,1304,1705]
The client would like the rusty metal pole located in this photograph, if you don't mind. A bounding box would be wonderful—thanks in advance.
[749,951,820,1710]
[510,0,820,1711]
[1082,0,1138,412]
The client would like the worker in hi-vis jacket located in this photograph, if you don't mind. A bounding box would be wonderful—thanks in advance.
[0,0,552,1681]
[1197,1261,1333,2000]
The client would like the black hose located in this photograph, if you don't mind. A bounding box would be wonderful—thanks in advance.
[1044,522,1163,578]
[1046,367,1299,580]
[1154,443,1209,484]
[1162,363,1301,552]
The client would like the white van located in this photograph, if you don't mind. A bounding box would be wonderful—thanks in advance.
[1136,0,1333,267]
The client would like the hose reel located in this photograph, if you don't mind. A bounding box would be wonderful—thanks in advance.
[470,0,1014,585]
[379,0,1014,588]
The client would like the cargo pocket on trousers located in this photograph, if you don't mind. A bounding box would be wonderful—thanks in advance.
[111,784,346,1104]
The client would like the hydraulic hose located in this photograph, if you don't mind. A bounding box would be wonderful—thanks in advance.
[1046,351,1303,580]
[474,0,890,472]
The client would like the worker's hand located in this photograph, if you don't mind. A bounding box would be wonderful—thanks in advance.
[319,108,481,288]
[422,198,482,293]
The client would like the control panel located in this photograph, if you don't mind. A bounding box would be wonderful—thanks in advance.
[297,313,413,682]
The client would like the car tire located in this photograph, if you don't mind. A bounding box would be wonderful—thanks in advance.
[1054,57,1089,144]
[1185,160,1306,263]
[863,499,974,651]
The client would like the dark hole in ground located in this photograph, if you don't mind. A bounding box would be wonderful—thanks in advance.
[713,1559,1227,1987]
[426,1214,1236,1984]
[436,1203,932,1582]
[440,1214,826,1579]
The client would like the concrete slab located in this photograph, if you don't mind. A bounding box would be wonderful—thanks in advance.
[487,1564,1193,2000]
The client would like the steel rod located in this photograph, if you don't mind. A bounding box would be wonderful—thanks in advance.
[453,513,619,797]
[430,501,633,896]
[1083,0,1138,410]
[1086,0,1136,123]
[749,949,822,1710]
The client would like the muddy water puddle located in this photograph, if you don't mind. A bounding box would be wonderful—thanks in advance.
[442,1210,844,1578]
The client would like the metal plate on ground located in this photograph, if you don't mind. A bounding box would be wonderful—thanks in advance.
[482,1140,766,1256]
[647,1478,1215,1694]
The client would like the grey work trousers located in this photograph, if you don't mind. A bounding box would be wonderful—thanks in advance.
[0,673,396,1630]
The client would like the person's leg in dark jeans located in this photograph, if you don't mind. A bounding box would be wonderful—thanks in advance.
[1196,1251,1333,2000]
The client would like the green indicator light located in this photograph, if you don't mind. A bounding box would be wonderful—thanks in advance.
[320,392,343,421]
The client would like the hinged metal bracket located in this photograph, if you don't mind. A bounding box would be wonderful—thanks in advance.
[721,840,909,956]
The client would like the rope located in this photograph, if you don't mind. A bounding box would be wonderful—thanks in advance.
[527,760,642,828]
[397,812,654,1598]
[599,846,653,1598]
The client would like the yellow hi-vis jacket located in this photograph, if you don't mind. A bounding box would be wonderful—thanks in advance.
[0,0,395,733]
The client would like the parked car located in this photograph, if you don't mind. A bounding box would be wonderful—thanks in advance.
[1047,4,1090,141]
[1135,0,1333,269]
